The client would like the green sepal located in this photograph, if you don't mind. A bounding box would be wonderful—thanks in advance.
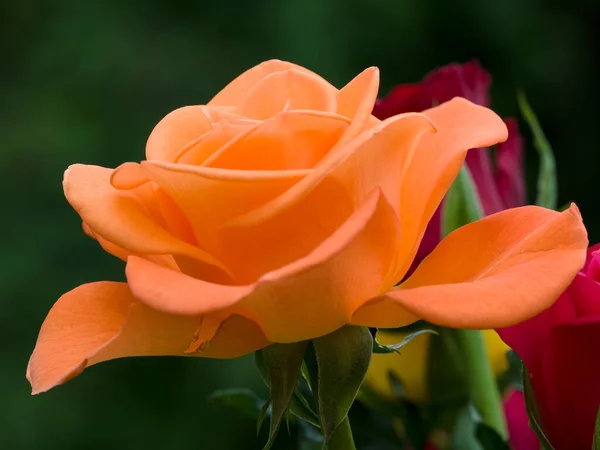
[517,91,558,210]
[442,164,484,237]
[260,342,308,449]
[256,347,320,429]
[257,399,271,435]
[522,366,554,449]
[372,328,439,354]
[311,326,373,445]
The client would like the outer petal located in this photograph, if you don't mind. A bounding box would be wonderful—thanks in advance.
[64,164,228,278]
[353,205,588,329]
[234,69,337,120]
[497,282,578,374]
[82,222,179,270]
[126,189,402,342]
[204,110,349,170]
[390,97,509,281]
[539,319,600,450]
[208,59,328,107]
[504,390,539,450]
[27,282,269,394]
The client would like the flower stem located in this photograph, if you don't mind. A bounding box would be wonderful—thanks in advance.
[454,329,508,439]
[327,417,356,450]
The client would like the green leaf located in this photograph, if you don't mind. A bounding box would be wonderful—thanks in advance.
[475,423,510,450]
[261,342,308,450]
[593,407,600,450]
[426,328,470,404]
[208,388,265,420]
[373,328,439,354]
[522,366,554,449]
[517,91,557,210]
[312,326,373,444]
[451,403,484,450]
[497,350,523,393]
[255,350,270,386]
[442,164,484,237]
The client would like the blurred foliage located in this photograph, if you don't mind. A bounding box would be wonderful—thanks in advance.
[1,0,598,448]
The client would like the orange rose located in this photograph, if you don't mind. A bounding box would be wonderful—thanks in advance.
[27,60,587,395]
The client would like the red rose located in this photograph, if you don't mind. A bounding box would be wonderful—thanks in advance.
[498,244,600,449]
[374,61,526,264]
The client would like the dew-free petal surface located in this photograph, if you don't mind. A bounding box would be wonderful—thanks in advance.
[204,110,349,170]
[64,164,227,275]
[235,69,337,120]
[495,119,526,209]
[336,67,380,126]
[175,119,259,165]
[146,106,213,161]
[390,97,509,281]
[127,189,401,342]
[27,282,269,395]
[353,205,587,329]
[140,161,310,266]
[218,113,433,283]
[208,59,323,107]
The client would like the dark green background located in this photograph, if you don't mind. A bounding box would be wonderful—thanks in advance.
[2,1,598,448]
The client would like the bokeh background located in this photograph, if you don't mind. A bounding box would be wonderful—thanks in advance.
[2,0,598,448]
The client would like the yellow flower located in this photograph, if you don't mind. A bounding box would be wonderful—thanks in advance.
[365,330,510,403]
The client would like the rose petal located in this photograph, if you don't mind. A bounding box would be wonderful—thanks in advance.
[540,320,600,449]
[111,162,150,190]
[208,59,326,107]
[204,110,349,170]
[146,106,213,161]
[390,97,509,281]
[225,67,383,228]
[336,67,380,126]
[497,289,578,376]
[27,282,269,394]
[235,69,337,120]
[504,390,540,450]
[82,221,179,270]
[64,164,229,277]
[465,146,504,214]
[175,119,260,165]
[139,161,310,268]
[352,205,588,329]
[495,118,526,209]
[218,113,433,283]
[127,188,402,342]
